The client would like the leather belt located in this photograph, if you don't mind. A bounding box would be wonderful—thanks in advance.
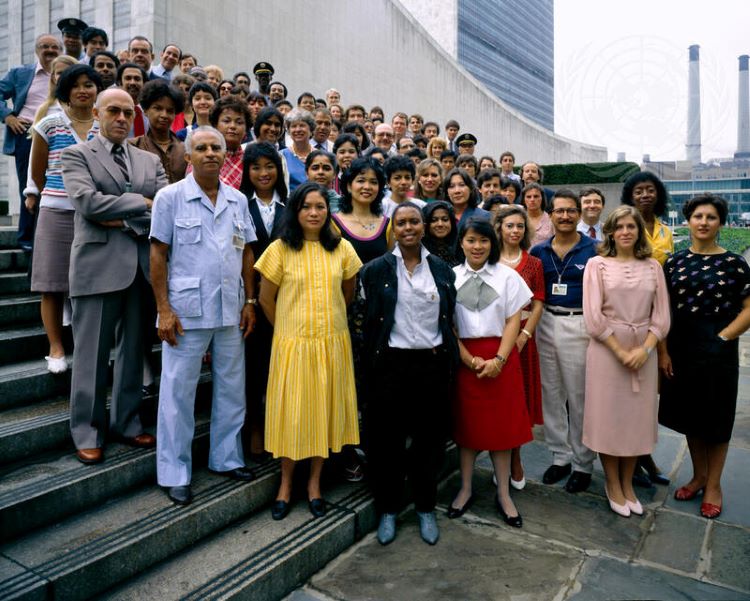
[545,305,583,317]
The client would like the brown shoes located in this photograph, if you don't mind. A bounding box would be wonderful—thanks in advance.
[76,448,104,464]
[121,433,157,448]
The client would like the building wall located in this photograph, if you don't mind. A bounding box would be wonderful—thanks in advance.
[0,0,605,216]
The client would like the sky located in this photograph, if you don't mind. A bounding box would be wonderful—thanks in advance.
[554,0,750,163]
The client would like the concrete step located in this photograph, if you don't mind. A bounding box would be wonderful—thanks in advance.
[0,272,30,295]
[0,461,281,601]
[0,216,12,226]
[0,226,17,249]
[0,420,209,541]
[0,249,29,271]
[0,370,208,465]
[0,324,71,366]
[0,357,71,412]
[101,482,374,601]
[0,294,40,328]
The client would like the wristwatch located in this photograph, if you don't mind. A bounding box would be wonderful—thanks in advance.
[245,298,257,306]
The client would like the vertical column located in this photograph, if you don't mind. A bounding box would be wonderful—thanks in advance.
[95,1,114,39]
[736,55,750,159]
[130,0,155,43]
[34,0,51,36]
[686,44,701,166]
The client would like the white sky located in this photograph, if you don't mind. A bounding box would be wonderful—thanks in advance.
[554,0,750,162]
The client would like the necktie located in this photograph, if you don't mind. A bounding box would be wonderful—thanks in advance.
[588,226,596,239]
[112,144,130,183]
[315,142,324,151]
[134,105,145,137]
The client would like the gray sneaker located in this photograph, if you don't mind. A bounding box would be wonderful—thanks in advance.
[377,513,397,545]
[416,511,439,545]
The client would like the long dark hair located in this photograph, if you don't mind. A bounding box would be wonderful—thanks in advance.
[442,167,479,209]
[281,181,341,251]
[239,142,288,202]
[338,157,385,215]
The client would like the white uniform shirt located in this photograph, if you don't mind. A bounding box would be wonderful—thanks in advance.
[388,244,443,349]
[453,261,532,338]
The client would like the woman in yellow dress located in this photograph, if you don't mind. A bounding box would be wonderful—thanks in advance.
[255,181,362,521]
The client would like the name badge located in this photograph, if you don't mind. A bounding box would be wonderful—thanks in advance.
[551,283,568,296]
[232,234,245,249]
[124,182,132,193]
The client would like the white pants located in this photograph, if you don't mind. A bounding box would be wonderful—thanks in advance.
[156,326,246,486]
[536,311,596,473]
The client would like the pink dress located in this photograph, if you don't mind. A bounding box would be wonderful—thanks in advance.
[582,256,670,456]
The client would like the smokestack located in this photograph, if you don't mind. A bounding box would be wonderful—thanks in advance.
[616,152,626,162]
[736,55,750,159]
[686,45,702,165]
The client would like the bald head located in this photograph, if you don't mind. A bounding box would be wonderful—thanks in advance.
[94,89,135,144]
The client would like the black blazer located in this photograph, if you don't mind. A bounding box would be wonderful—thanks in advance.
[247,197,285,259]
[360,250,459,377]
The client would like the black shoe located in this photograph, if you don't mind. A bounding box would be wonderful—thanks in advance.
[495,495,522,528]
[309,498,326,518]
[166,485,192,505]
[632,466,654,489]
[565,471,592,493]
[211,467,256,481]
[142,383,158,397]
[542,464,572,484]
[638,458,670,485]
[446,493,475,519]
[271,499,290,520]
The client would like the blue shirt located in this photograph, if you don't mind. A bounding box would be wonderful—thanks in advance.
[530,234,596,308]
[150,173,257,329]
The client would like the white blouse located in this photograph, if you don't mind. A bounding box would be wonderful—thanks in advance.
[453,261,532,339]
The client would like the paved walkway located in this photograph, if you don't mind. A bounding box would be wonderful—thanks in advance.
[286,336,750,601]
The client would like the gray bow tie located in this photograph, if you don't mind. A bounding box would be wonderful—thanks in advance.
[456,273,498,311]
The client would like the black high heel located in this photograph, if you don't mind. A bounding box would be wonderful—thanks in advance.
[495,495,522,528]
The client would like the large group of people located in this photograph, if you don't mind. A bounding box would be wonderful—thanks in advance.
[2,23,749,548]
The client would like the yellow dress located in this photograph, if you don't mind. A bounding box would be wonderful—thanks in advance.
[255,238,363,460]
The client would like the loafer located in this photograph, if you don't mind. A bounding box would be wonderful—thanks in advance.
[416,511,439,545]
[495,495,523,528]
[76,448,103,464]
[632,467,654,489]
[166,485,192,505]
[271,500,291,521]
[446,493,474,519]
[309,498,326,518]
[542,464,571,484]
[211,467,256,481]
[377,513,397,545]
[564,471,592,493]
[120,433,156,448]
[510,476,526,491]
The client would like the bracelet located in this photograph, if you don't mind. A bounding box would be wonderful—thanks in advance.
[521,328,532,338]
[245,298,257,306]
[470,356,478,369]
[495,354,506,365]
[643,346,652,355]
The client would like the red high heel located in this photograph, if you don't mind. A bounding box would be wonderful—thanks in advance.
[700,502,721,519]
[674,485,704,501]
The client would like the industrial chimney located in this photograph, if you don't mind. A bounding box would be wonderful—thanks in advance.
[736,55,750,159]
[686,45,702,165]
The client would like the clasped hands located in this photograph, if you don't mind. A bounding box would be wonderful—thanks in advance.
[615,346,649,371]
[470,356,503,379]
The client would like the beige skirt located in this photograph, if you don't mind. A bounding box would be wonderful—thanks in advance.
[31,207,74,293]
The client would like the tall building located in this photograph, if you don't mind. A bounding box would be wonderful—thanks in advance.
[401,0,555,131]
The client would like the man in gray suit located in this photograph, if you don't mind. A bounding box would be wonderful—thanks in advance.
[62,88,168,464]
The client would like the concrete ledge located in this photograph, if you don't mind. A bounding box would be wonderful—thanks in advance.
[0,295,41,329]
[0,272,30,296]
[0,249,29,271]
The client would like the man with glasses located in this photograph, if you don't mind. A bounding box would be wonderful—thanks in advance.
[61,88,168,465]
[373,123,396,155]
[1,33,61,250]
[530,190,597,494]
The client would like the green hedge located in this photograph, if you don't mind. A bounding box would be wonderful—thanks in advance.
[673,227,750,255]
[518,162,640,186]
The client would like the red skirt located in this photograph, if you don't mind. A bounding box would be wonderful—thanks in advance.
[519,319,544,426]
[453,337,533,451]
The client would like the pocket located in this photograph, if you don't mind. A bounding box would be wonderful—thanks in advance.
[168,277,202,317]
[175,218,201,244]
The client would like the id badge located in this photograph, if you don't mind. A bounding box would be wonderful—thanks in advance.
[232,234,245,249]
[124,182,132,193]
[551,283,568,296]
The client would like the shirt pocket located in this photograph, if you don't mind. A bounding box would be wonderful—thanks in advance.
[175,218,202,244]
[168,277,202,317]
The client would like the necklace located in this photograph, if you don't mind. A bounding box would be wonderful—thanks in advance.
[67,111,93,124]
[354,216,378,232]
[500,250,522,265]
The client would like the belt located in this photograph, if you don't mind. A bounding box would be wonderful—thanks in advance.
[545,305,583,317]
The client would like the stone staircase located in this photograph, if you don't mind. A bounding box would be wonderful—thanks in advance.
[0,224,456,600]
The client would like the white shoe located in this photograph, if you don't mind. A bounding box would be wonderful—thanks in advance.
[45,355,68,374]
[605,485,631,518]
[510,476,526,490]
[626,498,643,515]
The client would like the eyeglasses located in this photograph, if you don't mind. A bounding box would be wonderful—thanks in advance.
[103,106,135,119]
[37,44,61,51]
[551,208,580,216]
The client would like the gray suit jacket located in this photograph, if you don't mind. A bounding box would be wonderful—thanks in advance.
[62,136,168,297]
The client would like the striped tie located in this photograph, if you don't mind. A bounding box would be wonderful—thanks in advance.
[112,144,130,183]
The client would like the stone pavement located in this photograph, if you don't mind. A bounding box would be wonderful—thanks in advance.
[285,338,750,601]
